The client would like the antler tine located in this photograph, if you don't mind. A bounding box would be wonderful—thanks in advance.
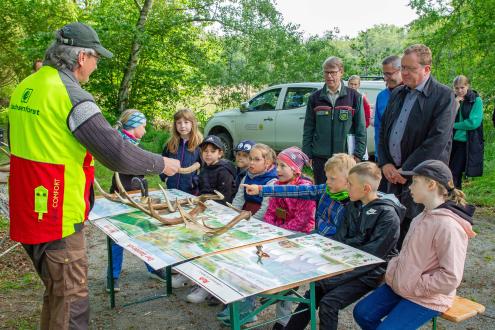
[0,146,10,158]
[177,162,200,174]
[213,190,224,200]
[203,210,252,237]
[226,202,243,214]
[147,198,183,225]
[187,197,194,206]
[176,202,192,222]
[93,179,119,201]
[158,184,175,212]
[114,172,154,215]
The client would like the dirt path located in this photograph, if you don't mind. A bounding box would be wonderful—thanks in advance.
[1,208,494,329]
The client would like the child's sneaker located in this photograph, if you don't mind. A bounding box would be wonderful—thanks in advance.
[186,285,212,303]
[148,268,167,282]
[216,305,230,321]
[171,274,192,288]
[106,278,120,293]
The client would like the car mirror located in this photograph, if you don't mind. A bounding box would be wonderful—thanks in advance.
[240,102,249,112]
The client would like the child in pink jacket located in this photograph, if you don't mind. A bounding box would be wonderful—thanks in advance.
[264,147,316,233]
[353,160,476,330]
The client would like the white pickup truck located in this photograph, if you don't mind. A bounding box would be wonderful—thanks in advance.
[204,81,385,158]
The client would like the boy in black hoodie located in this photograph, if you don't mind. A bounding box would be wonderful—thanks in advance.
[183,135,237,304]
[198,135,236,205]
[283,162,404,330]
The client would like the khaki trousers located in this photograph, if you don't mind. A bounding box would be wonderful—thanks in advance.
[23,228,89,330]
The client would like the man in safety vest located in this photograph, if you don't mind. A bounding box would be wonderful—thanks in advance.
[8,22,180,329]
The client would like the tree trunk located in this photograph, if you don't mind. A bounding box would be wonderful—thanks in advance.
[117,0,153,112]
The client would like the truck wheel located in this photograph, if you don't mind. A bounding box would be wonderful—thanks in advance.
[215,132,233,160]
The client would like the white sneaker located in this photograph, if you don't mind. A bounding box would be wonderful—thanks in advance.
[186,285,212,303]
[171,274,192,289]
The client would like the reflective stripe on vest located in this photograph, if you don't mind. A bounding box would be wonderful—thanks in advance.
[8,66,94,244]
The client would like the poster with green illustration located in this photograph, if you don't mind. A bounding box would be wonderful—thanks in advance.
[175,234,384,304]
[91,200,293,269]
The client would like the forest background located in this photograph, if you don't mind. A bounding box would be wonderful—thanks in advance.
[0,0,493,205]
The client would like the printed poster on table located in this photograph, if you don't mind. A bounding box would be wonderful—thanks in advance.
[91,200,293,269]
[175,234,384,304]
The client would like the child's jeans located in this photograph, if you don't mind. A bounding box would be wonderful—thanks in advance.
[108,241,154,279]
[353,284,441,330]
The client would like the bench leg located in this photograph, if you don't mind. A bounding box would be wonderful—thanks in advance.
[432,316,437,330]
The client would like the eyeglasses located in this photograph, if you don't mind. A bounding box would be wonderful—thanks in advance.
[382,69,399,78]
[400,65,423,73]
[86,52,101,63]
[323,70,341,77]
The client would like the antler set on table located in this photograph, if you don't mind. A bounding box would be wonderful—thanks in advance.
[175,202,251,237]
[94,162,251,236]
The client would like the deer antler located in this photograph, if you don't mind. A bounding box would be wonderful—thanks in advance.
[177,162,200,174]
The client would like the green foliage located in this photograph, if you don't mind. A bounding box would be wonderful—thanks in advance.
[0,0,79,89]
[407,0,495,206]
[408,0,495,99]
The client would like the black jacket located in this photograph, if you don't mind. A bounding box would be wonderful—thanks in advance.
[378,76,456,171]
[198,159,236,205]
[455,89,484,177]
[326,195,405,288]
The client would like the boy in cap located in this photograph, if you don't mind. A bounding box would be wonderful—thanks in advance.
[233,140,256,191]
[198,135,236,205]
[186,135,236,304]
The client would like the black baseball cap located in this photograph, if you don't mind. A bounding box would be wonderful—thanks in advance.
[400,160,454,191]
[234,140,256,152]
[199,135,225,151]
[57,22,113,58]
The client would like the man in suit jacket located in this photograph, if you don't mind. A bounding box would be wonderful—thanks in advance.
[378,44,456,248]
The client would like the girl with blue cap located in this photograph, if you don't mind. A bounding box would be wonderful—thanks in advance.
[106,109,168,292]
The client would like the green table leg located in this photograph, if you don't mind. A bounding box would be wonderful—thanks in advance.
[432,316,437,330]
[229,301,241,330]
[166,266,172,295]
[310,282,317,330]
[106,236,115,309]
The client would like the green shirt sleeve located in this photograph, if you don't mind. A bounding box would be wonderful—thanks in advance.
[454,96,483,130]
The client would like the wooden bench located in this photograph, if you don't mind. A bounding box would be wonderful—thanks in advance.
[432,296,485,329]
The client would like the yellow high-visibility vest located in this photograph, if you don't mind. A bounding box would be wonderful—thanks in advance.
[9,66,94,244]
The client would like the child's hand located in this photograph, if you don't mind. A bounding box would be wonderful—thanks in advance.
[240,184,260,195]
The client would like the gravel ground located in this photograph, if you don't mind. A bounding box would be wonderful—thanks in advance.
[1,208,494,329]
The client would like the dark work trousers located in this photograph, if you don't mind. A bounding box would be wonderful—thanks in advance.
[284,277,373,330]
[23,228,89,330]
[449,140,467,189]
[312,156,330,185]
[386,180,424,250]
